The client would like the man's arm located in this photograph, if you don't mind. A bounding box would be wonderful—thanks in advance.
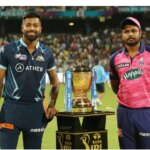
[45,68,59,119]
[109,54,120,95]
[47,68,59,107]
[110,80,120,94]
[0,69,6,98]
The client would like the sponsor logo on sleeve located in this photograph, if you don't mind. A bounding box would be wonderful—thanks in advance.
[116,63,130,69]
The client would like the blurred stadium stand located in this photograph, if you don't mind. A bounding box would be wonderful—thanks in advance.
[0,6,150,82]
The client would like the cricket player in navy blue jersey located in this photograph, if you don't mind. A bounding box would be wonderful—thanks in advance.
[0,12,59,149]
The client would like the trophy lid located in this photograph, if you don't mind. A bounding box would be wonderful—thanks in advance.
[73,65,91,72]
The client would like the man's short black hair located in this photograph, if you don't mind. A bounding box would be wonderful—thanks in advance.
[22,12,41,21]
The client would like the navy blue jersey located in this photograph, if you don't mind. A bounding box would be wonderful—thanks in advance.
[0,39,55,102]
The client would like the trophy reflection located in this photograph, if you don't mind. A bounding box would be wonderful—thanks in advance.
[72,65,93,112]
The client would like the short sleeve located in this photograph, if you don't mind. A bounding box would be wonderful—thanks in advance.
[0,46,7,70]
[109,55,119,81]
[47,49,56,71]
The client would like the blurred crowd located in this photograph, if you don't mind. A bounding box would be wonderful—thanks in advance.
[0,6,113,12]
[0,28,150,73]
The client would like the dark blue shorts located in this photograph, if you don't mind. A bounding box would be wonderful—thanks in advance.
[96,83,105,92]
[0,100,50,149]
[117,105,150,149]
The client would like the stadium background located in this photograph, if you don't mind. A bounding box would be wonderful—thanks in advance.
[1,6,150,76]
[0,6,150,149]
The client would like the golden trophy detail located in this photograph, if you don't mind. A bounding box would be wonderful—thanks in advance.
[72,65,93,112]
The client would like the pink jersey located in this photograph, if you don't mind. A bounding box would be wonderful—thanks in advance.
[109,44,150,108]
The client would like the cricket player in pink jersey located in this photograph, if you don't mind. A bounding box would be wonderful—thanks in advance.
[109,17,150,149]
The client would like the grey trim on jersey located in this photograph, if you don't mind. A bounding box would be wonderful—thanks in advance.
[9,67,20,100]
[20,38,40,49]
[35,74,46,102]
[0,65,7,70]
[47,66,56,71]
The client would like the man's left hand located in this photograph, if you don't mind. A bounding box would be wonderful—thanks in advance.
[45,107,58,119]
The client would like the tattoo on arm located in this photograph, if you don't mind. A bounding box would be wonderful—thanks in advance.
[47,69,59,108]
[49,86,59,108]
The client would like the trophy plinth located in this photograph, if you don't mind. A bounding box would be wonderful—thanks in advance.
[72,65,93,112]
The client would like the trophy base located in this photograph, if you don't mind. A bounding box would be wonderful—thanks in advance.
[72,106,94,113]
[72,98,93,112]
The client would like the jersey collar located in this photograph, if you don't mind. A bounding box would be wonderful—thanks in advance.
[19,38,40,49]
[124,43,145,54]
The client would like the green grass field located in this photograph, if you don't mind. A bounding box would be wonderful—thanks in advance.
[0,83,119,149]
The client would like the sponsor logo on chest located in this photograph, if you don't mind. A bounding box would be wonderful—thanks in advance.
[15,63,43,73]
[15,53,27,60]
[123,68,143,80]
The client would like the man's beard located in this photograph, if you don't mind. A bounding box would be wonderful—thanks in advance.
[124,38,141,47]
[23,32,40,42]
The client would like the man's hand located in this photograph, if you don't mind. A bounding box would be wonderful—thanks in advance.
[45,106,58,119]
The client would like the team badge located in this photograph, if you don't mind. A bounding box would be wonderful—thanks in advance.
[139,58,144,66]
[35,55,45,61]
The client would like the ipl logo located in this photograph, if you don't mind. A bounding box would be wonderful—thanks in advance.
[80,134,90,149]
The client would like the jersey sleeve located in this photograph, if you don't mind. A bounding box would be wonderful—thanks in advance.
[109,54,119,81]
[0,46,8,70]
[47,49,56,71]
